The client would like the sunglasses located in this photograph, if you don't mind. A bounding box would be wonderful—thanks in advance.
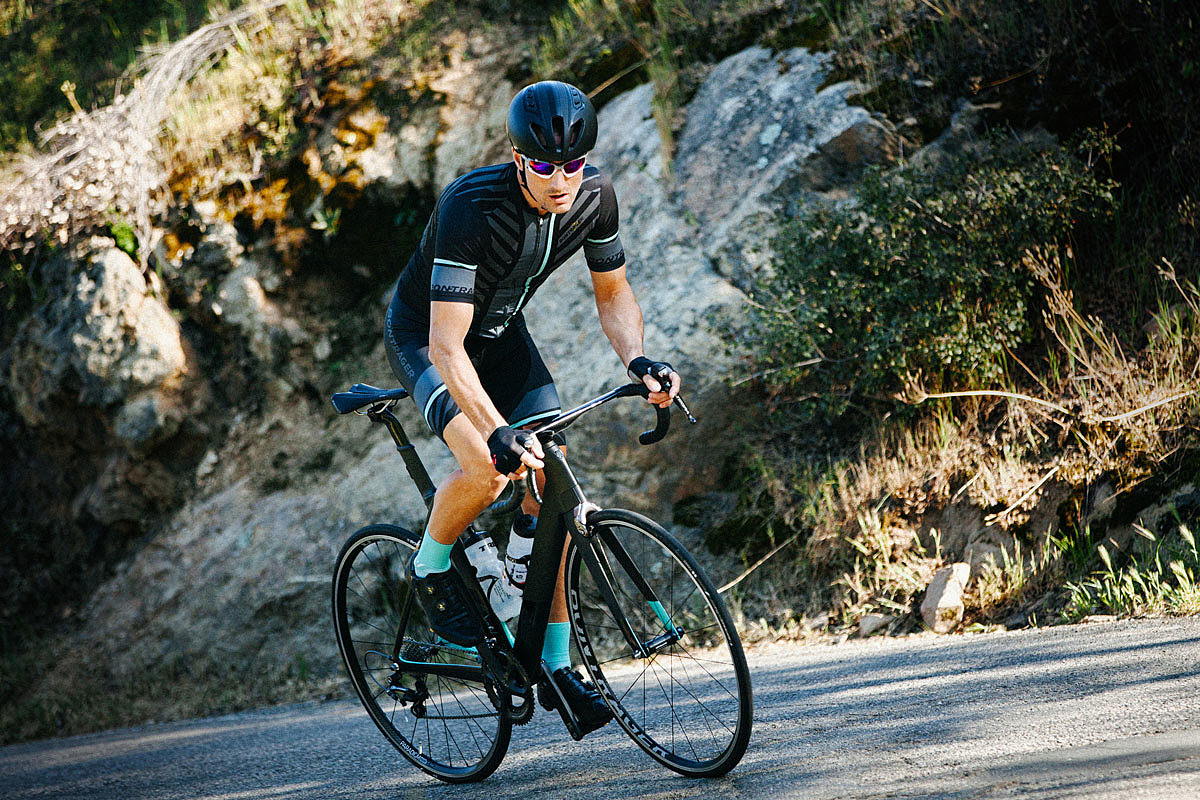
[520,153,587,178]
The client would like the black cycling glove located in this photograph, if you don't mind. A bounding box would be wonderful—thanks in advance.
[488,426,536,475]
[627,356,676,390]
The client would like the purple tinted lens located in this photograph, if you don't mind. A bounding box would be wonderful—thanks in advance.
[526,156,586,176]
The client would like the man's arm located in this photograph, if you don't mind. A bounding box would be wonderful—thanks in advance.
[590,265,680,406]
[428,301,509,437]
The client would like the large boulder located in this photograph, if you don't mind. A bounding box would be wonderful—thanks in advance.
[356,31,515,195]
[214,256,308,363]
[8,243,187,449]
[673,46,897,288]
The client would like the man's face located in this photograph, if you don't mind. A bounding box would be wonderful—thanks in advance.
[513,149,586,215]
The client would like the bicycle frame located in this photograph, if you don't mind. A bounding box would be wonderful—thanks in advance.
[360,383,687,696]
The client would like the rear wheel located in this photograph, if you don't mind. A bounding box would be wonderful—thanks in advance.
[332,524,511,783]
[565,509,753,777]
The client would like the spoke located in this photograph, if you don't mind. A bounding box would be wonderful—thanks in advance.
[437,674,468,766]
[351,638,396,649]
[648,656,737,737]
[597,653,640,667]
[668,663,724,749]
[649,661,702,760]
[615,657,656,706]
[362,543,389,595]
[449,680,490,757]
[350,564,375,606]
[349,613,395,642]
[659,647,740,705]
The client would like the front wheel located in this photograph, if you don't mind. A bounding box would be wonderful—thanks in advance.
[565,510,753,777]
[331,524,511,783]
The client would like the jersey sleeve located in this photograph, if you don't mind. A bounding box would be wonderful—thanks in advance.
[583,172,626,272]
[430,193,486,304]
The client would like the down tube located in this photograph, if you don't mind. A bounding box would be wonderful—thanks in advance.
[513,443,585,677]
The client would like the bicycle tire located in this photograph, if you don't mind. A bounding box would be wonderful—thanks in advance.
[332,524,511,783]
[565,509,752,777]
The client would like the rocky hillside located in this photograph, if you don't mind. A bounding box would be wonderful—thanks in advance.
[2,0,1197,741]
[0,1,895,741]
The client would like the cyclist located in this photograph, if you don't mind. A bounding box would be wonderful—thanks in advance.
[384,80,680,738]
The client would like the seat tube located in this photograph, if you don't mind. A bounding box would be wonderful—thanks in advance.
[514,443,584,676]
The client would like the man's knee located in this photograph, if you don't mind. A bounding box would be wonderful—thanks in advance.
[461,459,509,497]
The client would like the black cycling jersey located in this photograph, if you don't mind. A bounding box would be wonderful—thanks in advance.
[390,161,625,339]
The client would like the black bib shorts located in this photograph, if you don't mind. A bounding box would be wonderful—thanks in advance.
[385,307,560,440]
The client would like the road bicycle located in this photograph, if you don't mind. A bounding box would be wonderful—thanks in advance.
[330,380,753,783]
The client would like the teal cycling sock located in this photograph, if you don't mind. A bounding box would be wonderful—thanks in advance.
[542,621,572,673]
[412,528,454,577]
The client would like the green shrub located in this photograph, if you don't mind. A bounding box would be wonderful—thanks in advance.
[1063,523,1200,621]
[744,131,1117,420]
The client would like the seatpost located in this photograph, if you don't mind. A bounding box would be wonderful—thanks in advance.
[373,406,437,511]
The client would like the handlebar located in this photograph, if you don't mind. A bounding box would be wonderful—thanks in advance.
[532,381,697,445]
[639,387,673,445]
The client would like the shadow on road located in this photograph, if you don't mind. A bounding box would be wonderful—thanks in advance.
[3,619,1200,799]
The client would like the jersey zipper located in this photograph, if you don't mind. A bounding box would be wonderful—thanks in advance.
[504,213,555,330]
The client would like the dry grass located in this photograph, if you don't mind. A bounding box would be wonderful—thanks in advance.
[0,1,292,268]
[764,249,1200,633]
[0,0,421,272]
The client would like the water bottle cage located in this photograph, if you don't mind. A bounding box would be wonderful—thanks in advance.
[505,556,530,587]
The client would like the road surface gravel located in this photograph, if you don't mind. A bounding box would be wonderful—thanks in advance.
[3,616,1200,799]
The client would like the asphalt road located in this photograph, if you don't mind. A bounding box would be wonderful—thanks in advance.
[4,616,1200,799]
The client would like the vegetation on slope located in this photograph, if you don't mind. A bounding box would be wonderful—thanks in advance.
[708,0,1200,633]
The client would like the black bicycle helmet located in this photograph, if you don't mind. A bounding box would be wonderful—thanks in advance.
[507,81,597,162]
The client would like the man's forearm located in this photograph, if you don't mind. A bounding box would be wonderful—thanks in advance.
[429,342,508,437]
[596,282,645,368]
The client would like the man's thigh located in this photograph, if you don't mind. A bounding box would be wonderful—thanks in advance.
[386,321,560,440]
[475,319,561,429]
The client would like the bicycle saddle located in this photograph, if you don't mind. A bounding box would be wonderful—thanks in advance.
[331,383,410,414]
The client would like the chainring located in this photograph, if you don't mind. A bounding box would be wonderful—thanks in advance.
[481,643,535,724]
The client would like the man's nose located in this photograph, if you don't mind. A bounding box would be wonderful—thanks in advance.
[549,170,568,190]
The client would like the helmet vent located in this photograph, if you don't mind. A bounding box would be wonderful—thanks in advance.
[507,80,596,162]
[551,116,566,152]
[529,121,552,151]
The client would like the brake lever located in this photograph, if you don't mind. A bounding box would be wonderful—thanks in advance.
[674,395,697,424]
[651,371,697,425]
